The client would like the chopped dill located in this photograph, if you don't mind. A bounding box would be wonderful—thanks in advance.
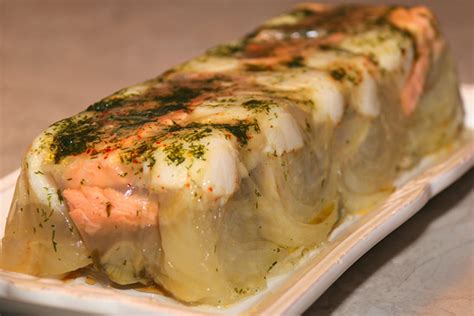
[267,261,277,272]
[51,229,58,252]
[163,142,186,165]
[242,99,273,113]
[286,56,305,68]
[57,189,64,204]
[188,143,206,160]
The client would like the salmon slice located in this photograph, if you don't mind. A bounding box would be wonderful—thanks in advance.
[63,186,158,235]
[388,6,444,115]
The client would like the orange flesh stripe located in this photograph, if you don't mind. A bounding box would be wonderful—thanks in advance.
[388,6,444,115]
[63,186,158,235]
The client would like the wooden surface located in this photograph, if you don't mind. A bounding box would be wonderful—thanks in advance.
[0,1,473,315]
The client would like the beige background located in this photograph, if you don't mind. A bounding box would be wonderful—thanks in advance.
[0,1,473,315]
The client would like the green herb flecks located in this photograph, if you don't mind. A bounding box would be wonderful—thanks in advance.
[169,121,260,146]
[208,122,259,145]
[87,98,125,112]
[51,227,58,252]
[207,42,244,57]
[267,261,278,272]
[287,8,316,20]
[286,56,305,68]
[120,141,155,164]
[163,142,186,165]
[330,68,346,81]
[242,99,273,113]
[188,143,207,160]
[50,116,102,163]
[44,187,53,207]
[234,288,251,295]
[57,189,64,204]
[111,104,187,133]
[147,156,156,168]
[329,67,362,85]
[155,86,202,106]
[180,127,213,142]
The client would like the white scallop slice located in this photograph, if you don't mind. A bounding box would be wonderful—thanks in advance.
[150,132,242,199]
[180,56,240,73]
[150,150,188,191]
[260,108,304,156]
[338,28,414,75]
[263,13,302,27]
[350,71,380,117]
[255,70,345,124]
[27,128,65,210]
[119,84,150,97]
[305,50,345,69]
[196,136,241,197]
[306,52,382,118]
[189,104,251,124]
[189,93,304,156]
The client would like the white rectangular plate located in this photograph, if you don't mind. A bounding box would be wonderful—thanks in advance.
[0,85,473,315]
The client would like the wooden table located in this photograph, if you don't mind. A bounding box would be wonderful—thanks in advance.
[1,1,473,314]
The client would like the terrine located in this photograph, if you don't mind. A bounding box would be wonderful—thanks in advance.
[0,3,463,305]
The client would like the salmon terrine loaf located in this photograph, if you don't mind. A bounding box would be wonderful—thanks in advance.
[0,3,464,305]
